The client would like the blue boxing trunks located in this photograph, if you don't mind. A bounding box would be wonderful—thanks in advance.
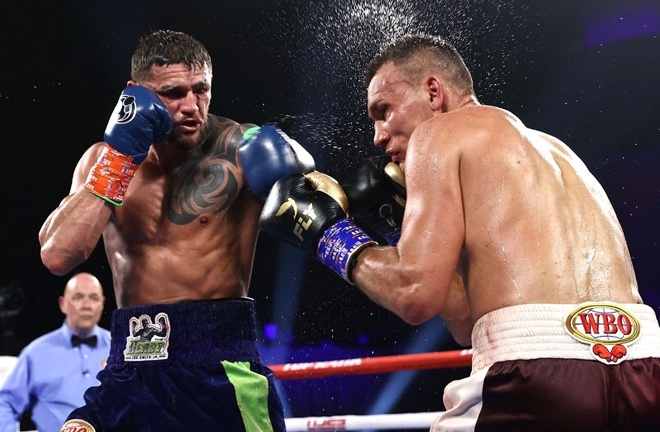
[61,297,285,432]
[431,302,660,432]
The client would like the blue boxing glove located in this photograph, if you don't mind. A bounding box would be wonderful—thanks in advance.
[259,171,376,284]
[84,86,173,205]
[239,125,316,198]
[103,86,173,165]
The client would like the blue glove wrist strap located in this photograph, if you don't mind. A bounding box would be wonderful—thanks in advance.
[317,218,376,283]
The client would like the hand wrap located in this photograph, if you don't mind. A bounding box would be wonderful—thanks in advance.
[83,144,138,205]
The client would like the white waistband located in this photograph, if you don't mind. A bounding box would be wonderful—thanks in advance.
[471,303,660,373]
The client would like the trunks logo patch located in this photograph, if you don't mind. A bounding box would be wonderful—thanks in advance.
[565,302,640,365]
[123,312,170,361]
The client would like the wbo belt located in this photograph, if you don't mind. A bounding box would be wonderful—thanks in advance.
[107,298,261,367]
[470,302,660,372]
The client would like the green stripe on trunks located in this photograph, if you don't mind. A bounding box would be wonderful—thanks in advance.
[222,360,274,432]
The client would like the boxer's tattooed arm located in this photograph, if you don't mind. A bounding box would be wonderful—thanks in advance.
[167,123,243,225]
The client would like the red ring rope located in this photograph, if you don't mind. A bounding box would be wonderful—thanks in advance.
[270,349,473,380]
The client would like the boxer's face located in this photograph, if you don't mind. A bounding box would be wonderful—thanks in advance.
[367,61,434,173]
[136,62,213,152]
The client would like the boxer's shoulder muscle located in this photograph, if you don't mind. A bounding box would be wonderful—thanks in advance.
[206,114,254,165]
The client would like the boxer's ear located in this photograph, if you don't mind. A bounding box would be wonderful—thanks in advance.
[426,75,444,112]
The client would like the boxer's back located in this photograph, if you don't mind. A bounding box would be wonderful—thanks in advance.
[457,106,641,320]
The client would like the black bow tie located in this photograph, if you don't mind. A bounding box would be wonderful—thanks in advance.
[71,335,98,348]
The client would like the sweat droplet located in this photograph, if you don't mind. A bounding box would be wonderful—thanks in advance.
[249,0,527,175]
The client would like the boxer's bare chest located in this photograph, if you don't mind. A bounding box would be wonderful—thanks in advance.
[115,146,243,242]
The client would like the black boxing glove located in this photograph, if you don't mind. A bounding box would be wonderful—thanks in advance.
[342,156,406,246]
[260,171,376,283]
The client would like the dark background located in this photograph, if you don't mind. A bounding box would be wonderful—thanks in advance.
[1,0,659,427]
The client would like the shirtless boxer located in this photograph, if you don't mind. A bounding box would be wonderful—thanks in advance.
[39,30,315,432]
[259,33,660,431]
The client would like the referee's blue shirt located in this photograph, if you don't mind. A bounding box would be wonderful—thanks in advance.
[0,321,111,432]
